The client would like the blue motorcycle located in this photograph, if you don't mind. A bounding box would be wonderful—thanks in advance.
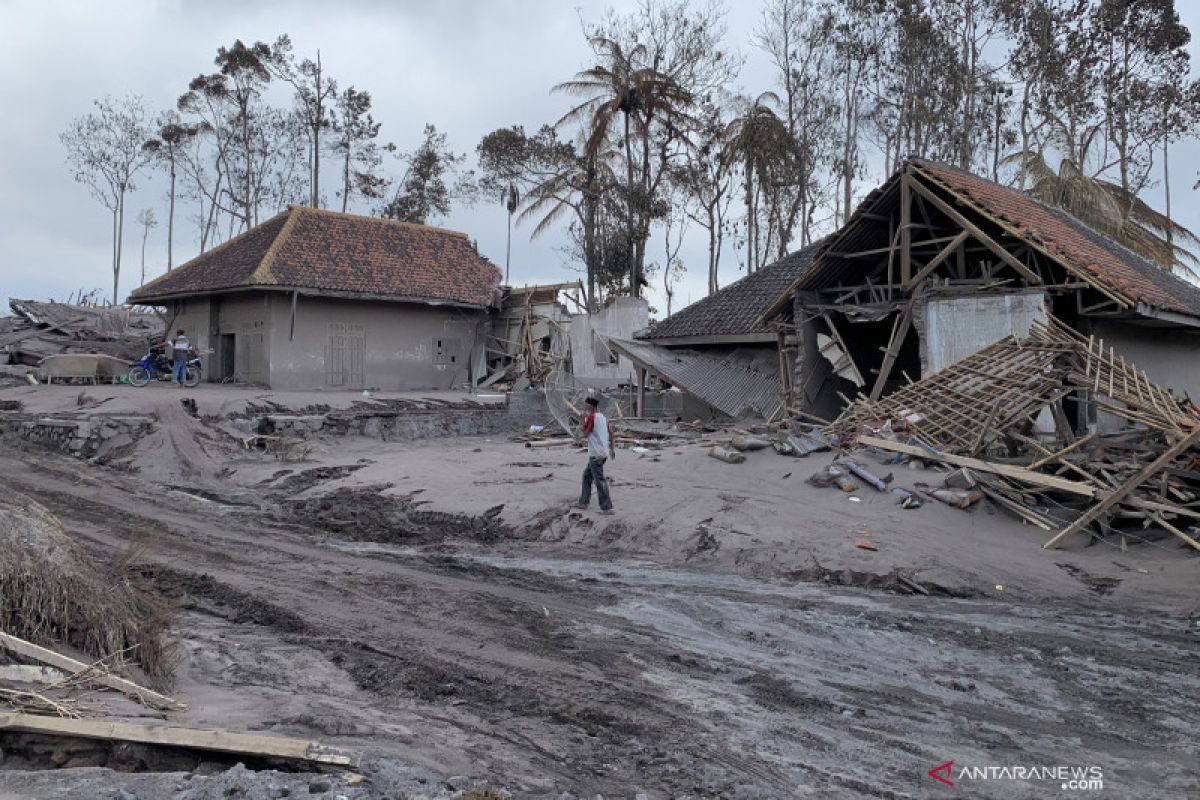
[128,348,202,387]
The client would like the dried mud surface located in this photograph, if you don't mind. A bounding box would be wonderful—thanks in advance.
[0,448,1197,799]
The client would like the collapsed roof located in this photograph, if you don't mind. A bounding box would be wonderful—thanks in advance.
[760,159,1200,325]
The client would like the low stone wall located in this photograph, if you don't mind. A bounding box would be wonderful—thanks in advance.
[0,414,154,459]
[0,392,556,463]
[232,391,554,443]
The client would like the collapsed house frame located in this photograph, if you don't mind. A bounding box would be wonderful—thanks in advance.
[759,159,1200,425]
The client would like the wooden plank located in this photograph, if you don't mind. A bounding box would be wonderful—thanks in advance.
[0,713,356,767]
[1147,513,1200,552]
[1028,432,1097,470]
[856,435,1096,497]
[1043,427,1200,549]
[906,177,1042,285]
[902,231,970,290]
[0,632,184,711]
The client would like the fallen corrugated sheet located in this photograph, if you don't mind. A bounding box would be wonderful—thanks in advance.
[606,338,782,419]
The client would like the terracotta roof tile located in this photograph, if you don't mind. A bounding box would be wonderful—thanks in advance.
[640,239,825,340]
[130,207,501,308]
[912,159,1200,317]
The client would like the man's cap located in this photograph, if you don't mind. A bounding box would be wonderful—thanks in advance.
[584,397,600,407]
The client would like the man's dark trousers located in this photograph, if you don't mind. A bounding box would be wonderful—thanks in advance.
[579,456,612,510]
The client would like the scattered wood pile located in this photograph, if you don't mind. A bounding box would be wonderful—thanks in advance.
[1,299,160,367]
[830,319,1200,552]
[485,283,580,389]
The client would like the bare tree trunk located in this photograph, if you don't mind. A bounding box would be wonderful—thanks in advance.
[623,112,638,297]
[114,186,126,305]
[312,51,323,207]
[141,222,149,287]
[167,161,176,270]
[707,204,718,295]
[342,143,351,213]
[1163,122,1172,249]
[111,204,119,305]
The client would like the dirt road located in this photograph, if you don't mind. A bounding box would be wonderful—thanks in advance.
[0,449,1197,799]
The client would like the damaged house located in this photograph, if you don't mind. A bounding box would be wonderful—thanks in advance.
[608,241,823,419]
[128,206,501,391]
[487,283,648,388]
[759,159,1200,424]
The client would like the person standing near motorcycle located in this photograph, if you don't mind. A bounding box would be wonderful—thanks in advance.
[170,329,190,387]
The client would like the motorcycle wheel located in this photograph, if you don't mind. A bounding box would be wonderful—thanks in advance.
[183,366,202,388]
[128,366,152,387]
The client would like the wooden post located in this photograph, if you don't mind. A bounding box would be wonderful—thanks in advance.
[869,298,915,402]
[900,171,912,285]
[637,366,646,417]
[776,331,792,408]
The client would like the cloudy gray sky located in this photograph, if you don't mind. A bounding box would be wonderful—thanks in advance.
[2,0,1199,316]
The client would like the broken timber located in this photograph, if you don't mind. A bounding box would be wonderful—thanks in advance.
[1042,427,1200,549]
[0,632,185,712]
[855,436,1095,497]
[0,713,357,768]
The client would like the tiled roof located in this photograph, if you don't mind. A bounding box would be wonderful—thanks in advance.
[639,239,825,340]
[129,207,502,308]
[912,159,1200,318]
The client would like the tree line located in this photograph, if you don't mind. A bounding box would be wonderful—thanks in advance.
[61,35,472,304]
[63,0,1200,310]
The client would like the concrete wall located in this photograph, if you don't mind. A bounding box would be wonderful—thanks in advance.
[165,293,273,384]
[216,293,273,384]
[922,290,1047,373]
[569,297,649,387]
[267,294,488,391]
[1091,319,1200,400]
[165,295,211,370]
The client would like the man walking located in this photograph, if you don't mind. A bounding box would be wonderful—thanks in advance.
[576,396,615,514]
[170,329,190,387]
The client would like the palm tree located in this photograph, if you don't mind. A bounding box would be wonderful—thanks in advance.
[554,36,694,297]
[1008,130,1200,278]
[517,144,618,309]
[724,93,793,273]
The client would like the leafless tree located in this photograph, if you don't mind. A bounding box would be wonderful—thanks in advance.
[136,208,158,286]
[60,94,153,304]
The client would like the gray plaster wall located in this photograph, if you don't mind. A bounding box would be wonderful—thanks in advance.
[569,297,649,387]
[267,294,488,391]
[165,293,273,384]
[215,293,273,384]
[1090,319,1200,400]
[922,290,1048,373]
[164,295,211,364]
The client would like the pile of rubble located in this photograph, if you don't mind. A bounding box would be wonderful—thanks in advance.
[0,299,159,367]
[821,319,1200,553]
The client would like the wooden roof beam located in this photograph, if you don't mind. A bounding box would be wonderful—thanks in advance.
[907,176,1042,285]
[902,231,970,291]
